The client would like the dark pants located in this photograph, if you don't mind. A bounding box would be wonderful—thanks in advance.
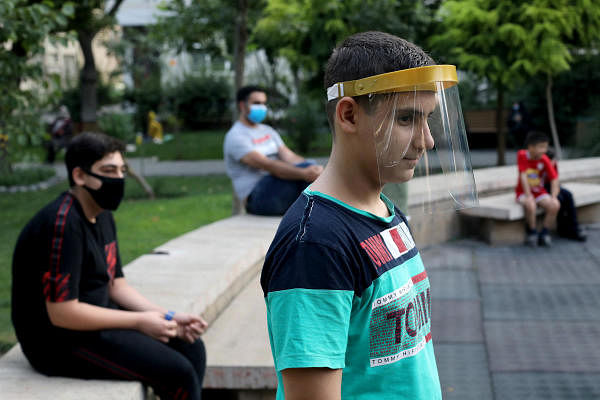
[246,161,314,216]
[30,330,206,400]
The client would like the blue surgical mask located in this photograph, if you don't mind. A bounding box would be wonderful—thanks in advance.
[247,104,267,124]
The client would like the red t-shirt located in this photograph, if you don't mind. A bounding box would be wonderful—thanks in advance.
[515,149,557,196]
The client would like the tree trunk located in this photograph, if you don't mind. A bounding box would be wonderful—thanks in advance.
[78,30,99,130]
[0,139,11,175]
[126,163,155,200]
[546,74,563,160]
[496,83,506,166]
[233,0,248,94]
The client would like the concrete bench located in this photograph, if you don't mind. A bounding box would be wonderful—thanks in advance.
[0,214,281,399]
[460,182,600,245]
[202,274,276,399]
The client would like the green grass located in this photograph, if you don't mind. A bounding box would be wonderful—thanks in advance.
[125,129,333,161]
[11,128,333,164]
[127,130,227,161]
[0,175,232,353]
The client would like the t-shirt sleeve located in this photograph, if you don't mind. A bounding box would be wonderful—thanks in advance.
[517,150,529,172]
[543,155,558,180]
[264,241,354,371]
[268,126,284,148]
[225,129,255,162]
[43,201,83,303]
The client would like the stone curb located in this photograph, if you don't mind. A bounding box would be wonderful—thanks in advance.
[0,175,64,193]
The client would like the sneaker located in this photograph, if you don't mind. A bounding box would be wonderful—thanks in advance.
[525,233,538,247]
[538,232,552,247]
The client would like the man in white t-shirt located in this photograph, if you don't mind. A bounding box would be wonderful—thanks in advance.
[224,86,323,215]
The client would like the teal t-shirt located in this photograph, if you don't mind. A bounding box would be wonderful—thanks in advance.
[261,189,441,399]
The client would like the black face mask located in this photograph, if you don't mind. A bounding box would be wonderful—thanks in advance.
[83,170,125,211]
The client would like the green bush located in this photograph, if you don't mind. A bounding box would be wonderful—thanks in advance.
[124,78,163,134]
[98,113,136,143]
[164,74,232,130]
[0,167,55,187]
[280,95,329,154]
[60,81,124,123]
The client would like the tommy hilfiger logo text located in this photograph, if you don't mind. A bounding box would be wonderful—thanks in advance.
[360,222,415,269]
[369,271,432,367]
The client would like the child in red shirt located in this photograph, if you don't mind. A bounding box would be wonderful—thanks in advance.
[515,131,560,246]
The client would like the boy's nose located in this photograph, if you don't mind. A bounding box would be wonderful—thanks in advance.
[414,120,435,151]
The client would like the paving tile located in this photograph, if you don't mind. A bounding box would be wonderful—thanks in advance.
[485,321,600,373]
[431,300,484,343]
[420,243,475,270]
[476,246,600,285]
[434,344,493,400]
[482,284,600,321]
[493,372,600,400]
[428,270,480,300]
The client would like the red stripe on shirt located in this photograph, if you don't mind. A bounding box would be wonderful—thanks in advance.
[46,195,74,301]
[412,271,428,284]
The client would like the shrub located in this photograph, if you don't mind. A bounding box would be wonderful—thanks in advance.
[124,78,163,134]
[98,113,136,143]
[60,81,124,123]
[164,74,232,130]
[280,95,328,154]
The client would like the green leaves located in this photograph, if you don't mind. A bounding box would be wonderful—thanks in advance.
[0,0,77,170]
[431,0,600,86]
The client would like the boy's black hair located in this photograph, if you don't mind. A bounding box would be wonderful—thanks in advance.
[524,131,550,147]
[236,85,266,104]
[65,132,125,186]
[324,31,435,132]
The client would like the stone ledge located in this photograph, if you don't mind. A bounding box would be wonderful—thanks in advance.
[202,275,276,390]
[0,345,144,400]
[461,182,600,220]
[460,182,600,245]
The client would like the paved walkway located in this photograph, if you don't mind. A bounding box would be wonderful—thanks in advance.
[47,150,519,179]
[420,223,600,400]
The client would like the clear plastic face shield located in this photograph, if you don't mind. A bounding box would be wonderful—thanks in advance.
[326,65,478,214]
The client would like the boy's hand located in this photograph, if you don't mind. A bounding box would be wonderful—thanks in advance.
[302,165,323,182]
[174,313,208,343]
[137,311,178,343]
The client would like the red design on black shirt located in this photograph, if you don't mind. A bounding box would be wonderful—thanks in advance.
[45,194,74,301]
[105,241,117,281]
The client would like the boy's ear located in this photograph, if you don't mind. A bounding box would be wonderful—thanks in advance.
[72,166,86,186]
[335,97,359,135]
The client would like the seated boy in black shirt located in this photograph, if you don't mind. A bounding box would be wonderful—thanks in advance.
[12,132,207,400]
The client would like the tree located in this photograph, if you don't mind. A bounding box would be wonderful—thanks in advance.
[155,0,265,95]
[430,0,600,164]
[63,0,124,129]
[513,1,600,160]
[0,0,74,173]
[252,0,437,96]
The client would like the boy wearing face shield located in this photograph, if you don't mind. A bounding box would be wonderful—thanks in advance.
[12,132,208,399]
[224,86,323,215]
[260,32,463,399]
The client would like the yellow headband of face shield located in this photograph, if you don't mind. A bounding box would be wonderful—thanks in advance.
[326,65,459,101]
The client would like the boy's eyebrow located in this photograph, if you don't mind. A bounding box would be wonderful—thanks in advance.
[99,163,124,170]
[396,107,434,116]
